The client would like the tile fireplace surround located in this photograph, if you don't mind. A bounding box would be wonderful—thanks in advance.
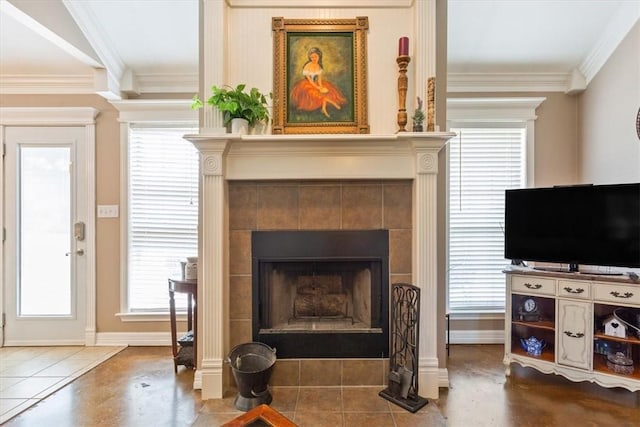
[184,132,454,400]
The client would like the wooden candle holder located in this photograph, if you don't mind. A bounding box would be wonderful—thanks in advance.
[396,55,411,132]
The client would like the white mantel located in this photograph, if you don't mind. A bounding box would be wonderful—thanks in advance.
[185,132,454,399]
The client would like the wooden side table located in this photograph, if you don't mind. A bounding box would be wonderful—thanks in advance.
[168,278,197,372]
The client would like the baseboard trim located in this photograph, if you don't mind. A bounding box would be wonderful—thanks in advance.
[95,331,175,346]
[450,329,504,344]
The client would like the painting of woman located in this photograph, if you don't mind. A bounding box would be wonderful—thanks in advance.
[290,47,347,118]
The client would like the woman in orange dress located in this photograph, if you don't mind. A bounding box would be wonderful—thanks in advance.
[290,47,347,118]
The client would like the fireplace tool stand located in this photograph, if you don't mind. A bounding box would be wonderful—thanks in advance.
[379,283,428,413]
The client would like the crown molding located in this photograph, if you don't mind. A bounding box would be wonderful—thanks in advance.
[447,97,546,122]
[110,99,197,123]
[0,74,97,94]
[447,73,570,93]
[579,2,640,85]
[136,73,199,94]
[0,107,99,125]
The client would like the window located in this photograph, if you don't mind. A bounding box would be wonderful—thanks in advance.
[446,97,544,314]
[448,126,525,312]
[127,126,199,312]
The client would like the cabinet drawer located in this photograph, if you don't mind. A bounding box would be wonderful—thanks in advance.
[594,283,640,305]
[558,280,591,299]
[511,275,555,296]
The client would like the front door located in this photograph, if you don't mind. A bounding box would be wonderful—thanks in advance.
[3,127,89,345]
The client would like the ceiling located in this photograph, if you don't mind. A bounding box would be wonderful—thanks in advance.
[0,0,638,98]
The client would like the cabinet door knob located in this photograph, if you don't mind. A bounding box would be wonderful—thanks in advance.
[563,287,584,294]
[524,283,542,289]
[563,331,584,338]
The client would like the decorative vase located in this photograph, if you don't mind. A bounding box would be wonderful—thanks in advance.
[413,124,423,132]
[231,118,249,135]
[185,256,198,280]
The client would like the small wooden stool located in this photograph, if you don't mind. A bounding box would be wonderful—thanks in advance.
[221,404,297,427]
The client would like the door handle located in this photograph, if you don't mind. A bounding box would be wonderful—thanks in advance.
[65,249,85,256]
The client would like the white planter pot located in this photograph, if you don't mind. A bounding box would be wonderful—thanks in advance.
[231,118,249,135]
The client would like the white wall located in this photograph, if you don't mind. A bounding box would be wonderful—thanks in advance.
[579,21,640,184]
[227,7,416,134]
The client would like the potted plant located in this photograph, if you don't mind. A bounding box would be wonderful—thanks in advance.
[192,84,271,134]
[412,96,425,132]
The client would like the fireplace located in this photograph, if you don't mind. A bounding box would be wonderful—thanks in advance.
[252,230,389,358]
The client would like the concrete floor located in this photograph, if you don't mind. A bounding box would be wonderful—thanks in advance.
[3,344,639,426]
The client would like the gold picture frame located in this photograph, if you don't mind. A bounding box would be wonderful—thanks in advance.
[272,17,369,135]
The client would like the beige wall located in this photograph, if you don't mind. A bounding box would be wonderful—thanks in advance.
[578,21,640,184]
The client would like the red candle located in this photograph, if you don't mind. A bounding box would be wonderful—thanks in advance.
[398,37,409,56]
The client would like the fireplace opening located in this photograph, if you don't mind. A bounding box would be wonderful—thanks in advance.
[252,230,389,358]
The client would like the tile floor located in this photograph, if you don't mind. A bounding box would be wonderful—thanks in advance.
[193,386,446,426]
[0,345,126,424]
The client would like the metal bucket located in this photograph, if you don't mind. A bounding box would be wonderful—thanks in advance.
[227,342,276,411]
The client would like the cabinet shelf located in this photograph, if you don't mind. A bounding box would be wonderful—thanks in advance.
[593,354,640,381]
[512,320,555,331]
[594,332,640,346]
[511,344,555,363]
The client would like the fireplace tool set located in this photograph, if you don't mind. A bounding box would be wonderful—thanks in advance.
[379,283,428,412]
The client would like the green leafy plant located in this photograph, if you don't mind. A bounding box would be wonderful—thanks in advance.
[412,96,425,127]
[191,84,271,126]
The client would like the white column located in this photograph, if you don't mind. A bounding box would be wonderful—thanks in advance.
[414,0,437,106]
[186,136,231,399]
[412,140,442,399]
[200,0,227,133]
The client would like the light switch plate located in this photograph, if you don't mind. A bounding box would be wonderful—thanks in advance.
[97,205,119,218]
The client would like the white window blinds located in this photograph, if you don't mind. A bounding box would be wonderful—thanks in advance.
[448,127,526,313]
[128,126,199,311]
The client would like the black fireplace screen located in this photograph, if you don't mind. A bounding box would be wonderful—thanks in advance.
[252,230,389,358]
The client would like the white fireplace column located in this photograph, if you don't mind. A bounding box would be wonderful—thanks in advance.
[184,136,231,399]
[412,141,442,399]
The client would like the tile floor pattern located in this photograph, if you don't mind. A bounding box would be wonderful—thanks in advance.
[0,345,126,424]
[193,386,446,426]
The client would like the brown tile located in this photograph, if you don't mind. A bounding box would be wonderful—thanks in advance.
[392,409,446,427]
[229,230,251,275]
[199,390,240,413]
[342,360,384,386]
[191,412,244,426]
[342,387,390,412]
[390,274,413,287]
[342,184,383,229]
[270,360,300,387]
[296,387,342,412]
[344,412,395,427]
[295,411,344,427]
[269,387,299,412]
[383,182,412,229]
[389,229,412,274]
[229,275,251,320]
[257,184,299,230]
[300,359,341,386]
[228,320,252,351]
[299,185,341,229]
[229,183,257,230]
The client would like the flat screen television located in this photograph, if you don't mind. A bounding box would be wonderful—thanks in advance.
[504,183,640,272]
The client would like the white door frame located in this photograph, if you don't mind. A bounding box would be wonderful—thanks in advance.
[1,107,98,346]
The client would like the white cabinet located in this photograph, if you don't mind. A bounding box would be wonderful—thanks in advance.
[505,271,640,391]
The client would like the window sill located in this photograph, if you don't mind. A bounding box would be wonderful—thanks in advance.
[116,311,190,322]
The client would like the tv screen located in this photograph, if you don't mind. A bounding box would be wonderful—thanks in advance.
[504,183,640,269]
